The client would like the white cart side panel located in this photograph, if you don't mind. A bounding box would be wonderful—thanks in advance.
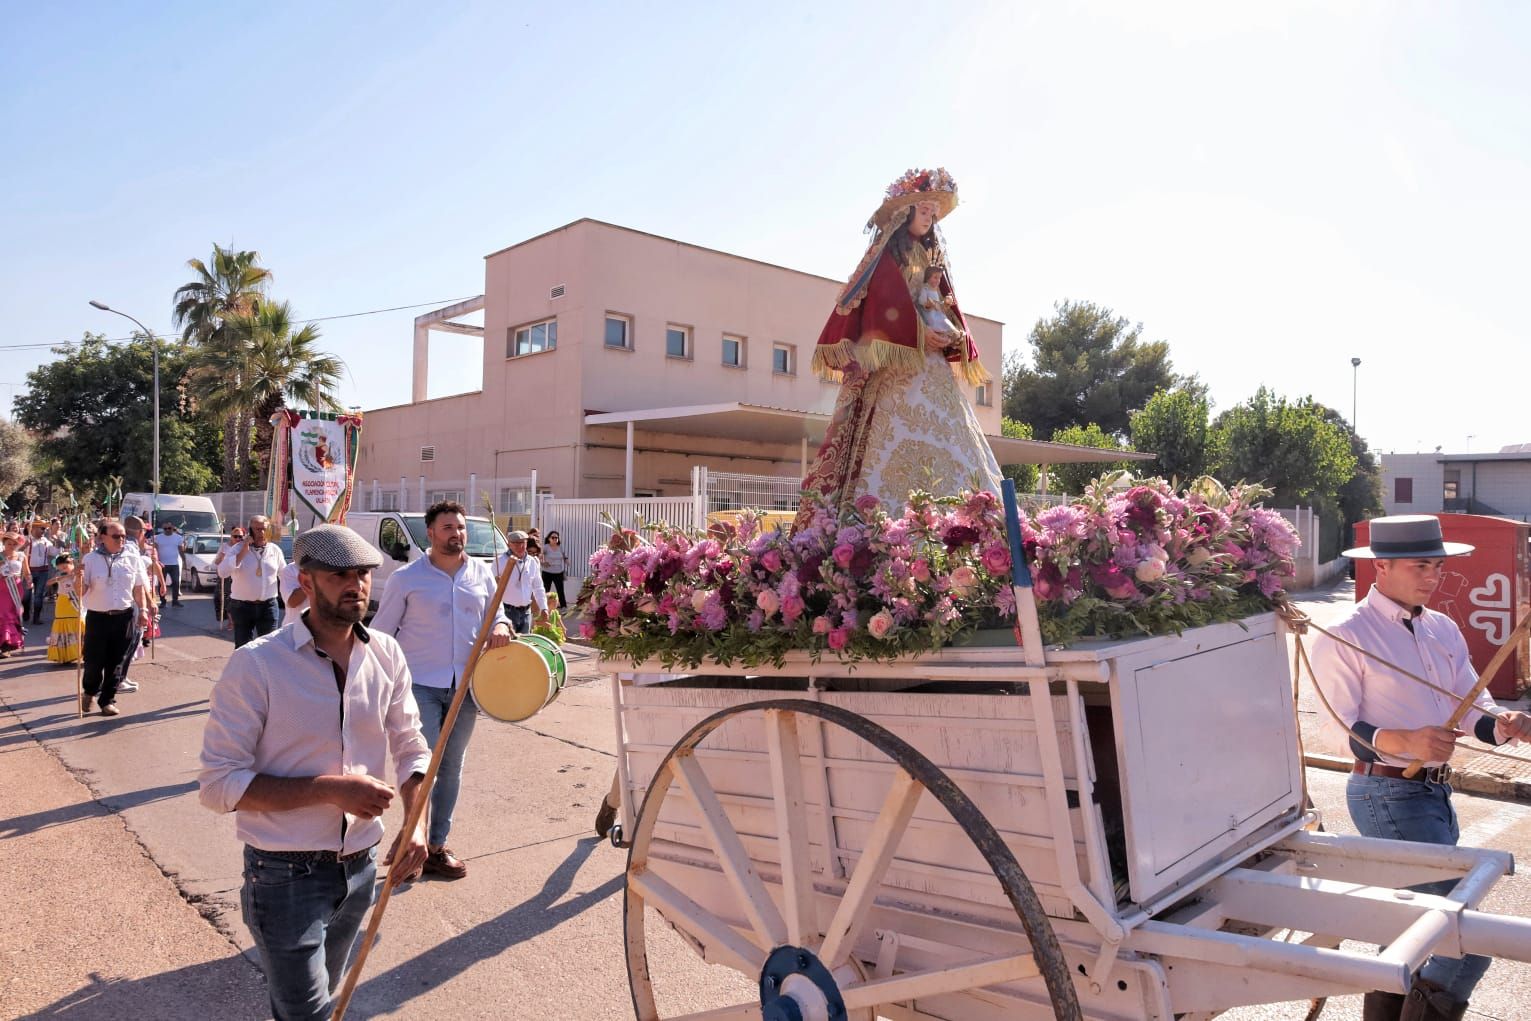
[1112,619,1303,906]
[618,684,1097,922]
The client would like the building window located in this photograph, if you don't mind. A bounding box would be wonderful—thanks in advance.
[509,318,557,358]
[428,490,464,505]
[371,490,400,511]
[975,384,992,407]
[772,342,796,376]
[1394,477,1413,504]
[665,324,692,359]
[605,314,632,350]
[722,334,745,368]
[1443,469,1460,502]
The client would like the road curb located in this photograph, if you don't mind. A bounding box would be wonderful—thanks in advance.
[1303,752,1531,801]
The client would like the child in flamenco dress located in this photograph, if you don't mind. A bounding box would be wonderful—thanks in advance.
[46,553,82,665]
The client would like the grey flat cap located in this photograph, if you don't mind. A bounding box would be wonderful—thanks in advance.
[294,525,383,571]
[506,530,528,542]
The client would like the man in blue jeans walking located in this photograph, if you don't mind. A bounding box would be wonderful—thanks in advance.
[1313,515,1531,1020]
[370,500,511,880]
[200,524,431,1021]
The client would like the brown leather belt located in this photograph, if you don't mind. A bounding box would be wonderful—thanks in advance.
[252,844,376,864]
[1353,760,1453,785]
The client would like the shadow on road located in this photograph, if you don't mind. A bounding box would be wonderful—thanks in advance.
[349,836,623,1017]
[18,957,265,1019]
[0,780,199,841]
[0,700,210,750]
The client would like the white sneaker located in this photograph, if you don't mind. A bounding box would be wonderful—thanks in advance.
[117,680,139,693]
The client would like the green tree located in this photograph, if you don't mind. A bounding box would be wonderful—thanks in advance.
[186,301,344,489]
[1208,388,1357,506]
[172,244,273,487]
[0,420,39,508]
[999,417,1040,493]
[1048,422,1134,496]
[13,333,222,495]
[1129,388,1209,482]
[1003,299,1196,439]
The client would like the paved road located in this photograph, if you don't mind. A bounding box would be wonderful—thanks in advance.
[1,589,1528,1019]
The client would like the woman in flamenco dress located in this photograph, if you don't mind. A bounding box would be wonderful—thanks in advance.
[797,168,1002,526]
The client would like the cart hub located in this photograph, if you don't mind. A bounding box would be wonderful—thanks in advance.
[760,946,844,1021]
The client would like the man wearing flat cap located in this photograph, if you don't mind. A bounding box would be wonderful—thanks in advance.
[199,524,431,1021]
[1312,515,1531,1020]
[495,529,548,635]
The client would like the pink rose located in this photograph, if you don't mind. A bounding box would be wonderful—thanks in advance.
[827,627,850,651]
[832,544,855,569]
[761,549,783,573]
[981,544,1010,574]
[578,621,597,639]
[756,588,781,615]
[854,494,881,515]
[1134,558,1166,583]
[950,565,978,593]
[627,564,647,585]
[781,594,805,622]
[811,615,831,635]
[868,610,895,639]
[911,558,932,583]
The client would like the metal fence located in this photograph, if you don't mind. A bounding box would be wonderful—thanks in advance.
[541,496,698,587]
[699,467,802,515]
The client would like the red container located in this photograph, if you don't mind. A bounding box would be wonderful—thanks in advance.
[1353,514,1530,699]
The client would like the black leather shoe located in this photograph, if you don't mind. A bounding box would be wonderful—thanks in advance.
[1400,976,1468,1021]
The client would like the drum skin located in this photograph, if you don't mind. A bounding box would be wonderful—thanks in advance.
[471,635,567,722]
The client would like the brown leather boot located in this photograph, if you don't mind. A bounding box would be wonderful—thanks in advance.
[422,846,468,880]
[1362,990,1405,1021]
[1399,976,1468,1021]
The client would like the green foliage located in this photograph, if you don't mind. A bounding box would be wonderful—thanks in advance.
[1047,423,1133,496]
[0,420,38,499]
[1310,403,1384,527]
[1130,388,1209,482]
[13,333,222,495]
[1208,388,1357,506]
[999,417,1040,492]
[1003,299,1195,439]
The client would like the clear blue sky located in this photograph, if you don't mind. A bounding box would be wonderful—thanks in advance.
[4,1,1528,457]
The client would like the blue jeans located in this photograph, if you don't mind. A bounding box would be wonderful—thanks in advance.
[413,682,478,848]
[163,564,181,603]
[503,603,530,634]
[29,568,49,621]
[1346,773,1491,999]
[231,597,281,648]
[240,845,377,1021]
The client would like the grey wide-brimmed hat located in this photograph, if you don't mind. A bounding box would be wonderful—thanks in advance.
[506,530,528,542]
[293,525,383,571]
[1343,514,1474,559]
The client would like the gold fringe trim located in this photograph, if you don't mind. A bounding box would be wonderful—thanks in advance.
[812,337,989,384]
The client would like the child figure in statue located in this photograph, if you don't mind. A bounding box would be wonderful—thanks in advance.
[796,168,1001,527]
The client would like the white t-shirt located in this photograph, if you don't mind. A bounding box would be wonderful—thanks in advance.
[152,532,185,565]
[277,562,306,626]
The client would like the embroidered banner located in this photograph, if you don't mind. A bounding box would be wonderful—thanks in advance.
[268,409,364,525]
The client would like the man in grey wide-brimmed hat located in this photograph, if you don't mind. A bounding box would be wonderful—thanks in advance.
[1312,515,1531,1020]
[199,523,432,1021]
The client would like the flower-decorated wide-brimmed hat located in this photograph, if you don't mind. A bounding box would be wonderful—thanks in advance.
[869,167,958,231]
[1342,514,1474,559]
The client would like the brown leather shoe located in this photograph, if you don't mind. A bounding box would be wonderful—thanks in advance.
[100,704,121,717]
[80,691,93,713]
[422,846,468,880]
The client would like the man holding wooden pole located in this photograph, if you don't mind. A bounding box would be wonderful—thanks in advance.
[1312,515,1531,1021]
[199,524,431,1021]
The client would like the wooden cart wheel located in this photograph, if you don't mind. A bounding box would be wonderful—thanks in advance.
[624,698,1084,1021]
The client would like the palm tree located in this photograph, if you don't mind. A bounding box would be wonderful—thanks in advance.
[187,301,345,489]
[171,245,272,488]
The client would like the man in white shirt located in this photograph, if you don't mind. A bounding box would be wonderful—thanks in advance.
[152,522,186,607]
[199,523,430,1021]
[495,530,548,635]
[1313,515,1531,1019]
[25,520,57,625]
[371,501,511,880]
[218,516,287,648]
[77,519,149,716]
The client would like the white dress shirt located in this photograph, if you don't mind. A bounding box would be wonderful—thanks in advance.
[494,552,548,612]
[28,538,57,570]
[79,550,142,613]
[370,554,510,688]
[1311,586,1501,767]
[277,562,305,627]
[198,615,432,855]
[218,542,286,601]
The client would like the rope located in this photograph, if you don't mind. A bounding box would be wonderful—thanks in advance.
[1276,601,1531,767]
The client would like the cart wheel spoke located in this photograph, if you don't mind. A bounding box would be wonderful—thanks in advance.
[765,708,817,947]
[673,751,788,948]
[818,769,923,968]
[630,867,767,975]
[840,953,1041,1010]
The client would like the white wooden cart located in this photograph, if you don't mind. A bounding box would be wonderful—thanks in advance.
[603,612,1531,1020]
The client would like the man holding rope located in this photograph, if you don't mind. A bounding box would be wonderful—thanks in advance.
[1311,515,1531,1021]
[199,525,432,1021]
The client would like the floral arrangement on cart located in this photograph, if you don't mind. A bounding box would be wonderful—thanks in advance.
[576,473,1302,668]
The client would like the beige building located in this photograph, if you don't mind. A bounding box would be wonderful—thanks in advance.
[357,219,1134,514]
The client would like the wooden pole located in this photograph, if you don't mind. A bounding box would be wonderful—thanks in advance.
[1403,611,1531,777]
[75,600,84,719]
[330,546,517,1021]
[1001,480,1046,668]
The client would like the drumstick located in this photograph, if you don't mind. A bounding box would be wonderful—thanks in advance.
[1402,611,1531,778]
[331,546,517,1021]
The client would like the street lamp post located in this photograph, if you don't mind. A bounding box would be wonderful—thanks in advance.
[90,301,160,514]
[1350,357,1361,434]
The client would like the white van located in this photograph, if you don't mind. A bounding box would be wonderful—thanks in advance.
[343,511,508,610]
[119,493,222,535]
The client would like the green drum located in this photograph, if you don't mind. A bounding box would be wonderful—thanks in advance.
[472,633,567,722]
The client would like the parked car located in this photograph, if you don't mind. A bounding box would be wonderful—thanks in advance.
[182,532,297,592]
[344,511,506,610]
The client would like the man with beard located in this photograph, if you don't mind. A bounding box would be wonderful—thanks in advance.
[199,524,431,1021]
[371,501,511,880]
